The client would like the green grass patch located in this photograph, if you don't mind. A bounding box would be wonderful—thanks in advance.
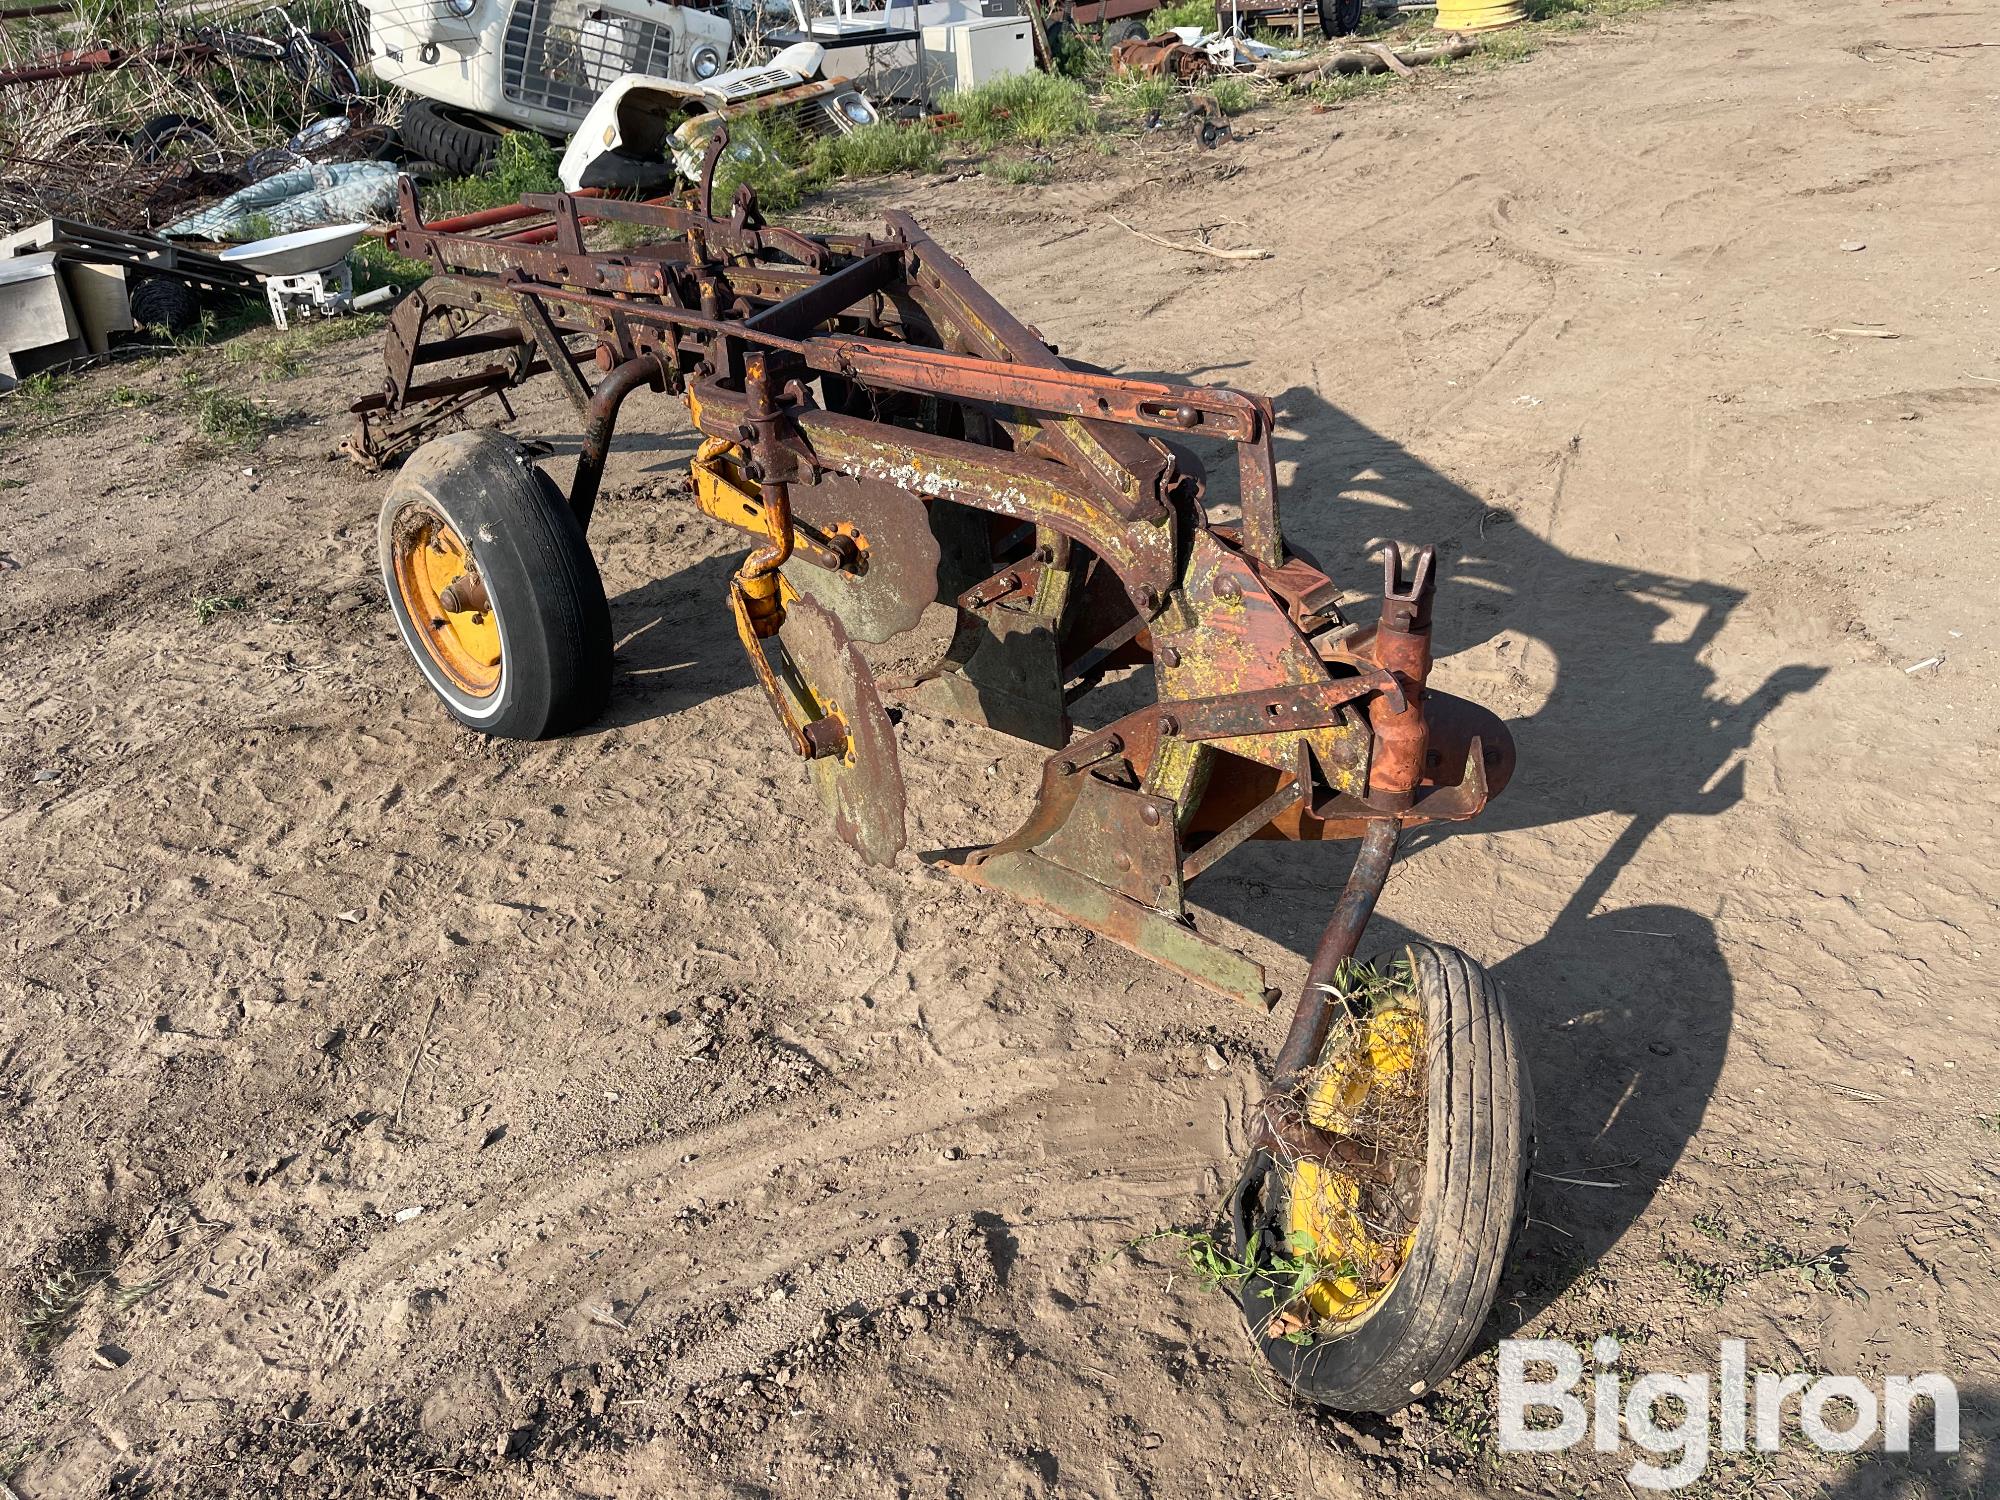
[1104,72,1177,124]
[1307,70,1398,106]
[942,71,1095,149]
[805,121,942,180]
[1205,76,1256,116]
[1053,30,1111,82]
[191,593,248,624]
[708,119,810,217]
[221,314,387,378]
[191,389,269,448]
[421,132,563,220]
[353,235,434,292]
[1148,0,1214,28]
[983,154,1051,186]
[10,373,61,417]
[704,117,948,214]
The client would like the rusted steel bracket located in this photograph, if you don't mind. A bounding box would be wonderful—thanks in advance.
[886,211,1171,523]
[511,287,594,416]
[1161,671,1402,743]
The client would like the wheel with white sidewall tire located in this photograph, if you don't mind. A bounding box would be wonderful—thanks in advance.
[1230,940,1533,1413]
[379,429,612,740]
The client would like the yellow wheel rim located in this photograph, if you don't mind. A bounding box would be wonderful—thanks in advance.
[1284,999,1425,1324]
[391,509,502,697]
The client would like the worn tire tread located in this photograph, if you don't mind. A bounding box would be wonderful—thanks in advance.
[1233,940,1533,1412]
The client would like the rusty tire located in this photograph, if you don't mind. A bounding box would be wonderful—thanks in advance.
[1228,941,1533,1413]
[379,430,611,740]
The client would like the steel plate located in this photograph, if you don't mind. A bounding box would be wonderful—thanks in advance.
[782,473,941,645]
[780,595,908,868]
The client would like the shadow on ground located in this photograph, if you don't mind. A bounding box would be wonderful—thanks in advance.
[1177,384,1823,1325]
[1810,1384,1992,1498]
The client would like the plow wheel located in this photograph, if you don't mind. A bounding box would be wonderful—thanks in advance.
[379,430,611,740]
[778,595,908,868]
[1229,941,1532,1412]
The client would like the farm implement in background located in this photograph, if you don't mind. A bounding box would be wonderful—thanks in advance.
[348,147,1534,1411]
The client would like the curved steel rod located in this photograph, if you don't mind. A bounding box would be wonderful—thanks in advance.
[568,353,668,530]
[1271,819,1403,1085]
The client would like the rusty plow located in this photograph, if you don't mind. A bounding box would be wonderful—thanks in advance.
[356,175,1531,1412]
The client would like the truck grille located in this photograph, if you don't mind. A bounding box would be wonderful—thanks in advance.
[770,97,842,141]
[501,0,679,121]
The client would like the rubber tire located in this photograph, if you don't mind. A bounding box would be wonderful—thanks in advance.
[294,29,362,108]
[286,32,362,111]
[577,146,678,196]
[128,276,200,332]
[399,98,505,176]
[131,113,221,167]
[1319,0,1364,38]
[1104,17,1149,44]
[1230,940,1533,1413]
[379,430,612,740]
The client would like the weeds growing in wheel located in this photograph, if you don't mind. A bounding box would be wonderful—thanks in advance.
[1259,957,1429,1344]
[1136,959,1429,1346]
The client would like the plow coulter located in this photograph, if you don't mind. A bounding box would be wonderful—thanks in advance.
[351,158,1533,1412]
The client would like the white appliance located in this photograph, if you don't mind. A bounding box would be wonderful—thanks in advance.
[796,0,1029,104]
[919,14,1032,92]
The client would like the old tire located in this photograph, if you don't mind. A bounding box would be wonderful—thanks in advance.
[1230,940,1532,1413]
[1319,0,1364,37]
[380,430,611,740]
[577,146,678,196]
[1104,17,1150,44]
[399,99,504,175]
[129,276,200,333]
[131,112,223,169]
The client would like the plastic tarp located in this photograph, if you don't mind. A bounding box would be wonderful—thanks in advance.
[162,162,401,243]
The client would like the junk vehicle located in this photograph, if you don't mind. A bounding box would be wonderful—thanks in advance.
[557,41,879,194]
[343,156,1532,1412]
[358,0,738,169]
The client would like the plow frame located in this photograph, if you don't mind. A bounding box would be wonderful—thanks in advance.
[351,170,1517,1131]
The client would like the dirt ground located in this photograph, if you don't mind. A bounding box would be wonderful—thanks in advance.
[4,0,1998,1495]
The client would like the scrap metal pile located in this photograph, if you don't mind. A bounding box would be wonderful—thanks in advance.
[350,149,1529,1407]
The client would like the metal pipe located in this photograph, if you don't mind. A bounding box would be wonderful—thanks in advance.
[731,354,796,639]
[1269,819,1401,1083]
[568,354,668,531]
[424,190,607,237]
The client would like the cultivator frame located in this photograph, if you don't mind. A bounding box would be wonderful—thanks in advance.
[351,157,1515,1152]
